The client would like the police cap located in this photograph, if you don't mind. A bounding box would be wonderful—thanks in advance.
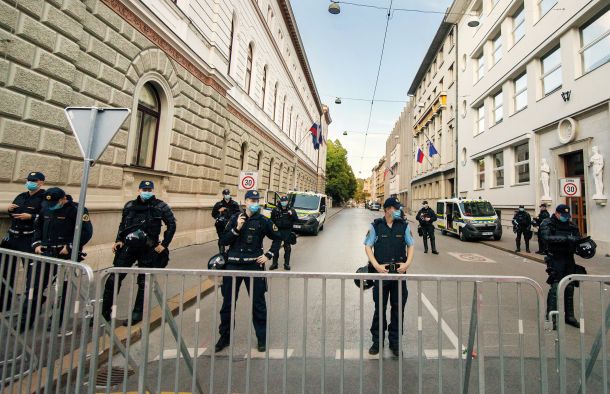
[244,190,261,200]
[45,187,65,203]
[555,204,571,218]
[280,195,289,202]
[26,171,45,181]
[383,197,401,209]
[222,189,231,195]
[139,180,154,189]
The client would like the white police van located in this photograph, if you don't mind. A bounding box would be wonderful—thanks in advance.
[263,190,328,235]
[436,198,502,241]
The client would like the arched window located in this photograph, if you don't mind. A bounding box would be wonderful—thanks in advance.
[132,82,160,168]
[257,151,263,170]
[245,43,253,94]
[288,107,293,136]
[294,115,299,140]
[268,158,275,189]
[272,82,278,121]
[240,142,248,170]
[261,65,267,109]
[228,16,235,74]
[281,95,287,129]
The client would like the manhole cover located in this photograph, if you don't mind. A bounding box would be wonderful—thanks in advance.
[447,252,495,263]
[95,366,134,386]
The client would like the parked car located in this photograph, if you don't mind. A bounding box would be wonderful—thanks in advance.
[370,202,381,211]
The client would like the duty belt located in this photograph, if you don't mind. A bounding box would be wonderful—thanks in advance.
[227,257,258,262]
[8,229,35,235]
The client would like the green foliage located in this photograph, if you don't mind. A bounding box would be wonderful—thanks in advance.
[325,139,357,204]
[354,178,369,203]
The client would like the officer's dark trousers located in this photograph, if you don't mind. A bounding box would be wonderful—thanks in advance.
[216,227,225,255]
[515,230,530,250]
[272,236,291,266]
[219,263,267,344]
[102,247,157,318]
[537,232,546,253]
[422,225,436,252]
[1,234,33,311]
[371,278,408,346]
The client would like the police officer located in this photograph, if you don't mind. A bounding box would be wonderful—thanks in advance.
[416,201,438,254]
[21,187,92,331]
[1,172,46,311]
[212,189,241,255]
[533,203,550,255]
[512,205,533,253]
[364,197,415,357]
[215,189,282,353]
[540,204,582,329]
[101,180,176,324]
[270,195,297,270]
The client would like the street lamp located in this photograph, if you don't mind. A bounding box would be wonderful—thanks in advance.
[467,17,480,27]
[328,2,341,14]
[335,97,342,104]
[343,131,348,135]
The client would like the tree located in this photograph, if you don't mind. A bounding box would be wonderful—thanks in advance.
[325,139,357,205]
[354,178,370,203]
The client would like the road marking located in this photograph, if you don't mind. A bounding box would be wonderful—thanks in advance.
[152,347,207,361]
[424,349,463,359]
[334,349,403,360]
[447,252,495,263]
[244,348,294,359]
[421,292,466,358]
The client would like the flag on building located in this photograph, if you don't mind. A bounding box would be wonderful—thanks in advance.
[428,142,439,157]
[309,123,319,150]
[318,124,323,146]
[416,148,424,163]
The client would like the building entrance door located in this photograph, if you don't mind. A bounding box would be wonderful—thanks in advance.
[562,151,587,235]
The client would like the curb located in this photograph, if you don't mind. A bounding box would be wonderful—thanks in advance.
[479,240,546,264]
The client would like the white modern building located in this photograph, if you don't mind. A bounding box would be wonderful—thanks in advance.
[455,0,610,250]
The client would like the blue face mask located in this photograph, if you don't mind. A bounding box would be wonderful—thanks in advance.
[223,195,231,201]
[48,202,63,211]
[559,215,569,223]
[519,208,525,212]
[248,203,260,213]
[281,201,288,207]
[392,210,402,219]
[25,181,38,191]
[140,191,154,201]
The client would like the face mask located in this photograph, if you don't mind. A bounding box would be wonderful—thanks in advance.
[281,201,288,207]
[423,204,428,209]
[223,195,231,201]
[392,210,402,219]
[48,202,63,211]
[25,181,38,191]
[248,203,260,213]
[140,191,154,201]
[559,215,569,223]
[519,208,525,212]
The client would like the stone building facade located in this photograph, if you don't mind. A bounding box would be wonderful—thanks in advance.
[384,101,414,212]
[0,0,328,269]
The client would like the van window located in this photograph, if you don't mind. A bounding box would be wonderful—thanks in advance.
[292,194,321,211]
[437,202,444,215]
[452,203,461,218]
[460,201,496,217]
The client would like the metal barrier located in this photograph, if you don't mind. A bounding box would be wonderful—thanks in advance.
[0,248,95,393]
[555,274,610,394]
[88,268,549,394]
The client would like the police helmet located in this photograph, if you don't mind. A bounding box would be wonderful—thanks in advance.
[124,229,148,248]
[353,265,374,290]
[575,237,597,259]
[207,253,226,270]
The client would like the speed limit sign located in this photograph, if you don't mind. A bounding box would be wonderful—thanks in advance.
[239,171,258,190]
[559,178,581,197]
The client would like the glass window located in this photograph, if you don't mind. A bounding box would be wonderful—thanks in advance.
[493,91,503,124]
[476,52,485,80]
[461,201,496,217]
[492,34,503,64]
[513,72,528,112]
[493,151,504,186]
[476,105,485,134]
[272,82,278,120]
[538,0,557,18]
[261,65,267,108]
[281,95,287,129]
[477,159,486,189]
[580,8,610,73]
[291,194,321,210]
[512,5,525,43]
[541,46,562,95]
[245,44,253,94]
[228,17,235,74]
[132,83,160,168]
[514,142,530,183]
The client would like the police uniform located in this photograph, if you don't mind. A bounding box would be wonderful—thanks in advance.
[270,196,297,270]
[212,189,241,254]
[364,198,414,355]
[216,190,282,353]
[512,206,533,252]
[101,180,176,323]
[1,172,46,311]
[533,204,551,254]
[416,201,438,254]
[540,204,581,329]
[20,187,92,331]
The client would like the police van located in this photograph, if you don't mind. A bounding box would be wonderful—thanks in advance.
[436,198,502,241]
[263,190,328,235]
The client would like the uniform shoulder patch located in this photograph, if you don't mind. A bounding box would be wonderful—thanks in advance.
[82,213,90,222]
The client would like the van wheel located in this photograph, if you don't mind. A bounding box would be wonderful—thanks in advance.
[313,225,319,236]
[441,230,447,235]
[493,234,501,241]
[459,229,468,242]
[320,224,324,231]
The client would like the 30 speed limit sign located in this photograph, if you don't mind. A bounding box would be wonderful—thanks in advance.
[239,171,258,190]
[559,178,581,197]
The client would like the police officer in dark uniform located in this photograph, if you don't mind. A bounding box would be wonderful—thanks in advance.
[101,180,176,324]
[540,204,583,329]
[533,203,550,254]
[364,197,415,357]
[212,189,241,255]
[1,172,46,311]
[21,187,93,330]
[215,189,282,353]
[512,205,532,253]
[416,200,438,254]
[270,195,297,271]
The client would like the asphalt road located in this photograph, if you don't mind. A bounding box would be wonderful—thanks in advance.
[98,208,609,393]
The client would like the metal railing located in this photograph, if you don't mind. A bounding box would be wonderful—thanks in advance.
[87,268,549,394]
[555,274,610,394]
[0,248,95,393]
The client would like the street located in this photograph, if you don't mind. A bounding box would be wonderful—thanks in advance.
[102,207,609,393]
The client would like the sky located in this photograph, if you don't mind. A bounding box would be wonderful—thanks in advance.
[291,0,453,178]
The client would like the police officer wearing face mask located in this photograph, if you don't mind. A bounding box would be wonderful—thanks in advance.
[215,189,282,353]
[270,195,297,271]
[212,189,241,255]
[540,204,582,330]
[101,180,176,324]
[512,205,533,253]
[533,203,550,255]
[1,172,46,311]
[364,197,415,357]
[20,187,93,331]
[416,201,438,254]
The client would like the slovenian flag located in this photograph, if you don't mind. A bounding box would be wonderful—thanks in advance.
[429,142,439,157]
[318,124,323,146]
[310,123,319,150]
[416,148,424,163]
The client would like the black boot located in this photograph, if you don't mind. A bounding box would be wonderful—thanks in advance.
[431,238,439,254]
[270,257,279,270]
[215,335,230,352]
[284,255,291,270]
[564,285,580,328]
[546,284,558,330]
